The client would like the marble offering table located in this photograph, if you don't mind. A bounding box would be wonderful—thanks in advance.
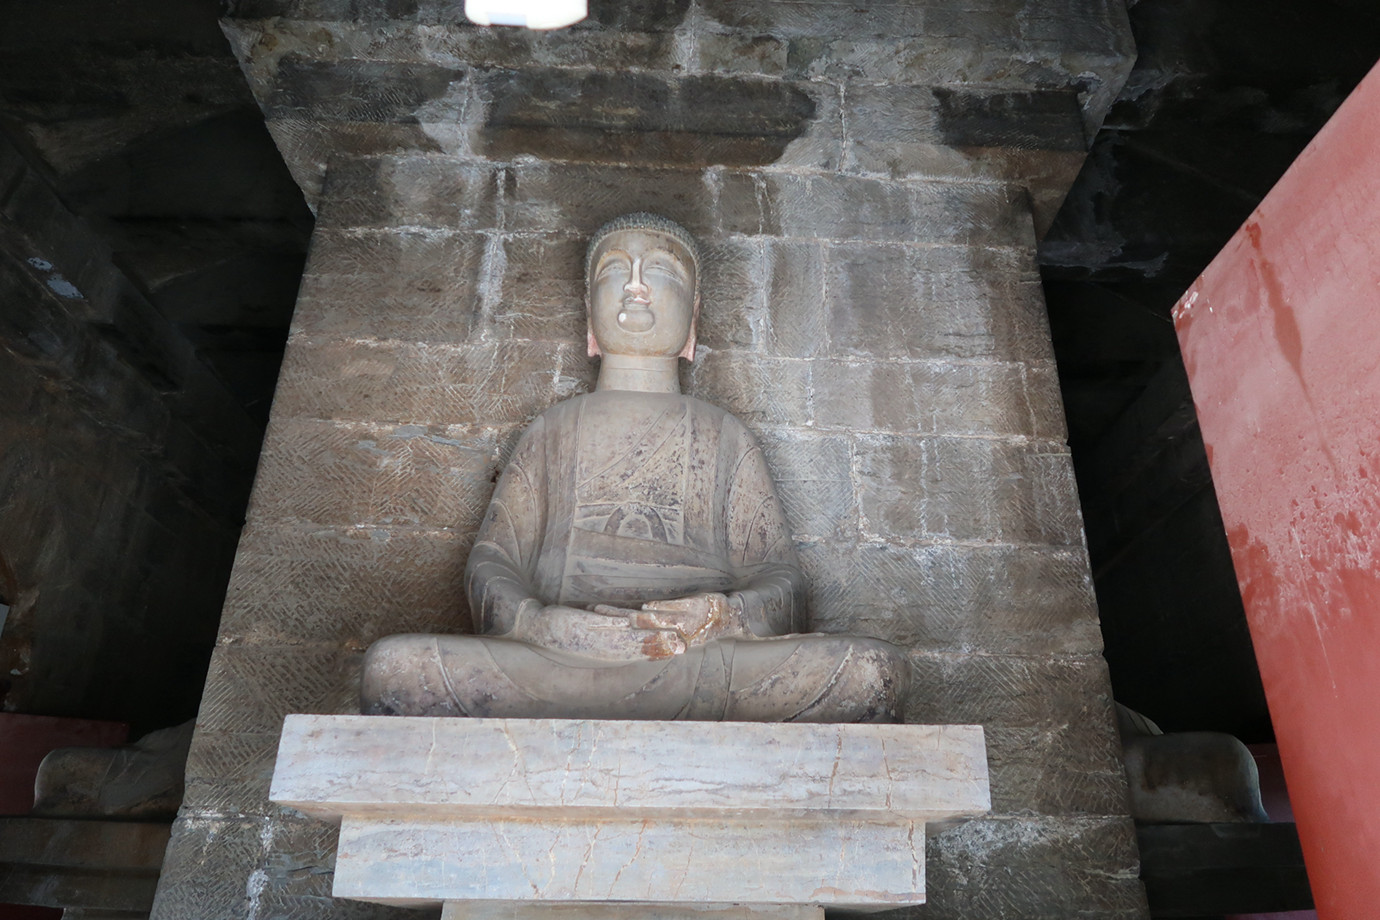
[270,716,990,915]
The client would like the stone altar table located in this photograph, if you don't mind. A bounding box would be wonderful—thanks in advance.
[270,715,989,912]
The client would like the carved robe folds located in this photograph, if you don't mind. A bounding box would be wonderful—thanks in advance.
[362,390,909,722]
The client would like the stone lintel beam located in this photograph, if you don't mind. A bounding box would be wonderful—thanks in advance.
[219,1,1134,234]
[270,715,990,910]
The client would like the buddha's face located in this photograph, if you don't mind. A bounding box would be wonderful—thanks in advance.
[588,228,696,358]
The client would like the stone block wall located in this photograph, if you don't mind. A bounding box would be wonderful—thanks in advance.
[153,3,1146,918]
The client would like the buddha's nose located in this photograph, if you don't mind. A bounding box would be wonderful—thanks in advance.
[624,260,650,299]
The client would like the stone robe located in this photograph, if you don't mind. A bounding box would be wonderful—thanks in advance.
[469,390,804,639]
[362,390,908,722]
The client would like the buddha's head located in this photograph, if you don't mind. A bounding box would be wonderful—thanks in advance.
[585,213,700,361]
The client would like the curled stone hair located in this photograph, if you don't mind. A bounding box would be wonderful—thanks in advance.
[584,212,702,361]
[585,212,701,281]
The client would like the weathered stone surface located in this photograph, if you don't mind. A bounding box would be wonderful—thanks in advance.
[754,430,856,542]
[307,159,1050,252]
[476,69,816,167]
[484,233,588,342]
[843,83,1086,169]
[762,239,827,357]
[685,353,811,427]
[0,818,169,912]
[152,815,423,920]
[197,644,361,736]
[316,157,498,231]
[229,17,680,74]
[1120,722,1269,823]
[1026,364,1071,441]
[443,906,817,920]
[272,717,989,908]
[337,816,921,907]
[273,716,989,819]
[292,230,485,343]
[33,720,193,819]
[182,729,282,815]
[249,417,499,529]
[219,523,472,647]
[931,87,1088,152]
[917,816,1147,920]
[802,543,1102,656]
[266,58,468,124]
[699,0,928,37]
[853,436,1083,545]
[221,5,1125,205]
[906,653,1127,814]
[841,83,1089,232]
[717,173,1033,247]
[266,119,464,203]
[500,161,720,238]
[810,360,1052,438]
[694,32,790,77]
[695,237,768,350]
[985,722,1131,816]
[821,242,1049,362]
[907,652,1115,729]
[271,338,587,426]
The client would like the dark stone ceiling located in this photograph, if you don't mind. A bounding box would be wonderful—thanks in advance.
[1,0,1377,738]
[1042,0,1380,740]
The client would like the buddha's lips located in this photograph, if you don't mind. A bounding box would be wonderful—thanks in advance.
[617,305,655,332]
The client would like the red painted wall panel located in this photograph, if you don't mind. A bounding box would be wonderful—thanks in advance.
[1173,60,1380,919]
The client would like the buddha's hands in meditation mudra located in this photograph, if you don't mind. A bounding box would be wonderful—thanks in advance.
[512,604,691,660]
[623,592,746,646]
[511,592,743,661]
[605,592,747,652]
[361,213,909,722]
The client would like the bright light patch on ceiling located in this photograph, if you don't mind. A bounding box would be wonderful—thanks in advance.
[464,0,587,29]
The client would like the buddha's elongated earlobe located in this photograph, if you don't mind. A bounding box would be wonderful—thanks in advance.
[677,296,700,361]
[587,326,601,358]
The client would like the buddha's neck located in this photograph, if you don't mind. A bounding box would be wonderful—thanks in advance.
[596,354,681,394]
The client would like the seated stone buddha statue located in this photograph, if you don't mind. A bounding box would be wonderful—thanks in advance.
[362,213,909,722]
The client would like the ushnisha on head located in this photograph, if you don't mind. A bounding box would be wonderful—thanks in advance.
[585,213,701,362]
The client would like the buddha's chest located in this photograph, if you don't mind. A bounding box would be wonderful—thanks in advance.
[576,408,693,513]
[543,394,738,606]
[565,395,726,547]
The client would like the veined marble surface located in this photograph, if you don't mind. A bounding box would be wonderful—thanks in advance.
[272,715,988,820]
[270,716,990,910]
[440,904,822,920]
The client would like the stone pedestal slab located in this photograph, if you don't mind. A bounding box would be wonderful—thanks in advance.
[440,905,822,920]
[270,716,989,911]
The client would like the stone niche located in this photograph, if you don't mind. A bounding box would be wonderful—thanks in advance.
[151,2,1148,919]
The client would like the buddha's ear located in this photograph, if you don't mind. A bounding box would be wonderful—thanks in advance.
[587,326,601,358]
[678,295,700,362]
